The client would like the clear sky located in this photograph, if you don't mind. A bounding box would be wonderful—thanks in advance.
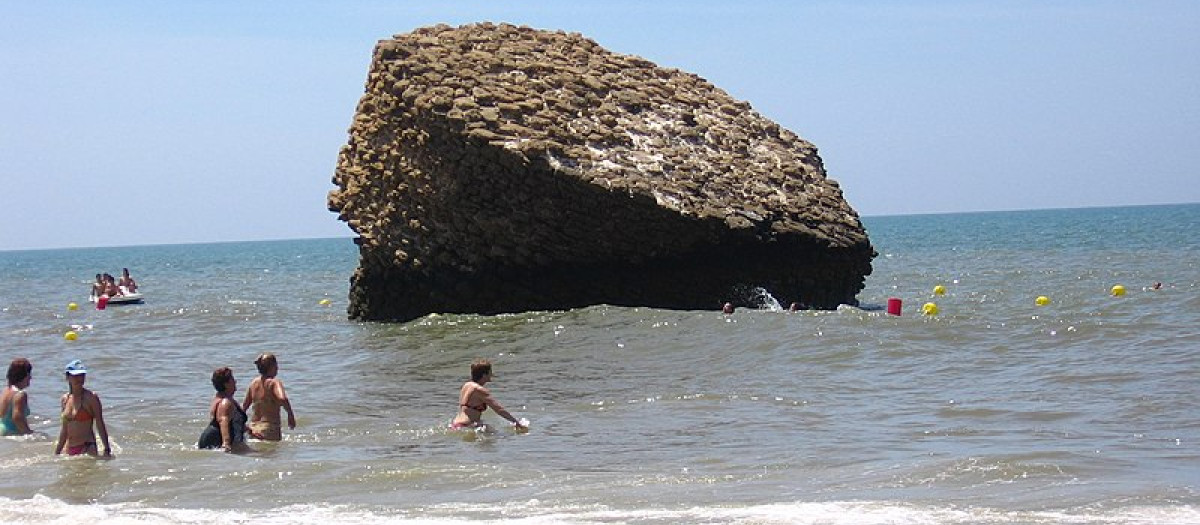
[2,1,1197,250]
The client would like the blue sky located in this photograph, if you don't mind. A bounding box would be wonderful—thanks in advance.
[2,1,1196,250]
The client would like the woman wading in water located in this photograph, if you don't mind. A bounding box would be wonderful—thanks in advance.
[54,360,113,457]
[450,359,526,431]
[198,367,261,452]
[242,353,296,441]
[1,358,33,436]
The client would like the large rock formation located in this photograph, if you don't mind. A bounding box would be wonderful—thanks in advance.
[329,23,874,322]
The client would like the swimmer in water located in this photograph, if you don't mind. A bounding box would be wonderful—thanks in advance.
[54,360,112,457]
[242,353,296,441]
[1,358,33,436]
[450,359,525,431]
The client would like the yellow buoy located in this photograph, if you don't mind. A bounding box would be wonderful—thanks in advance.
[1111,285,1126,297]
[922,302,939,316]
[64,331,78,341]
[67,302,79,311]
[1035,296,1050,306]
[319,298,332,306]
[933,285,946,296]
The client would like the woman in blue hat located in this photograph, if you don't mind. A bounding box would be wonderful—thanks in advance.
[54,360,113,457]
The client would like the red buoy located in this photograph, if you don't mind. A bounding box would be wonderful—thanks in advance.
[886,297,902,316]
[96,296,108,310]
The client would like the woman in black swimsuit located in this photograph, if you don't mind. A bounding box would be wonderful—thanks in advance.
[198,367,260,452]
[450,359,526,430]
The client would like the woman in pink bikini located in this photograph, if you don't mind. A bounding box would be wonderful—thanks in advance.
[450,358,526,431]
[53,360,112,457]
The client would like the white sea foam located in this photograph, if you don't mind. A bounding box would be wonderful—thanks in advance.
[2,497,1198,525]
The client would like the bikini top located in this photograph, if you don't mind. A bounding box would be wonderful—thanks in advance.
[461,402,487,413]
[62,394,94,423]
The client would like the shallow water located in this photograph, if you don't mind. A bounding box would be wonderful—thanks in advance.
[1,204,1197,524]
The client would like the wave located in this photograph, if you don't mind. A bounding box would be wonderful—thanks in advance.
[1,496,1197,524]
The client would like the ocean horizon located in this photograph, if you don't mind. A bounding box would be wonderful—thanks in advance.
[4,201,1195,253]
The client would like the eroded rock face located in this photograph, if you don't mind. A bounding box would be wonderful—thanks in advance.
[329,22,874,322]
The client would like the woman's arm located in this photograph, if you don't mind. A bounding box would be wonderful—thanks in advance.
[274,379,296,429]
[12,391,30,434]
[53,395,68,454]
[90,393,112,457]
[484,394,524,428]
[240,381,254,413]
[217,399,233,452]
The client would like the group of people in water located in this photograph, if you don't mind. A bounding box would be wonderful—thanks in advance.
[2,355,523,455]
[90,268,138,298]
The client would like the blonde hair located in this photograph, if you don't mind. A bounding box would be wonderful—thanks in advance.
[254,353,278,374]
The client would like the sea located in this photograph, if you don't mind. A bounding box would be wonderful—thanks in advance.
[0,203,1196,524]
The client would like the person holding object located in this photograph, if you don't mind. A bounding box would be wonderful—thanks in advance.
[450,358,526,431]
[54,360,113,457]
[242,353,296,441]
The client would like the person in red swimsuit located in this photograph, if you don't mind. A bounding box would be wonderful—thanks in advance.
[53,360,112,457]
[450,359,526,431]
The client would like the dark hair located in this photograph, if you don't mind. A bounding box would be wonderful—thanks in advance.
[470,359,492,382]
[254,353,277,374]
[7,358,31,385]
[211,367,234,392]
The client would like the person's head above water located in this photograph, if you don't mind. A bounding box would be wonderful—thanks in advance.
[7,358,31,386]
[470,359,493,383]
[211,367,234,392]
[65,359,87,376]
[254,353,278,375]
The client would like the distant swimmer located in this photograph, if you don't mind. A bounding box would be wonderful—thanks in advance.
[54,360,113,457]
[1,358,33,436]
[1152,282,1163,290]
[450,359,526,431]
[242,353,296,441]
[722,302,735,314]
